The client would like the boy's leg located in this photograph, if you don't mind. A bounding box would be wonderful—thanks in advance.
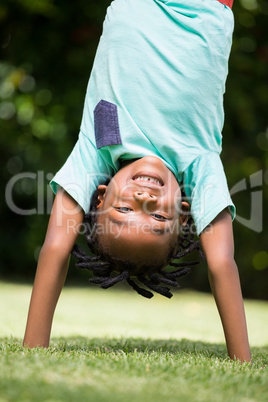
[23,189,84,348]
[200,209,251,362]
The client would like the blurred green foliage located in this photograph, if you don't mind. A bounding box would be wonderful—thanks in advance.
[0,0,267,299]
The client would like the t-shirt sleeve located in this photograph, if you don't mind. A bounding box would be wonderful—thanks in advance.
[183,152,236,236]
[50,130,112,214]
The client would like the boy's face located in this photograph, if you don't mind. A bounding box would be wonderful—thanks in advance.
[96,156,188,272]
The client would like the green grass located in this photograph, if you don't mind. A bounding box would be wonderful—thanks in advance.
[0,281,267,402]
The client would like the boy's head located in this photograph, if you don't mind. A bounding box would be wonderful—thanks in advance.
[95,156,188,274]
[72,156,201,298]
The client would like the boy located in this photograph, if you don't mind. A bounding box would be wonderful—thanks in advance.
[23,0,251,362]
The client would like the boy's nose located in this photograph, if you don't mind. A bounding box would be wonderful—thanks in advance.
[133,191,157,203]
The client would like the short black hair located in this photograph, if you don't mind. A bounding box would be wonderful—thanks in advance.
[71,187,204,299]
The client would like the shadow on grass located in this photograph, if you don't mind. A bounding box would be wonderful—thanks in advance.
[48,336,268,362]
[51,337,230,360]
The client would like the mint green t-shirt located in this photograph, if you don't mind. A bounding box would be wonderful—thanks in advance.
[51,0,235,235]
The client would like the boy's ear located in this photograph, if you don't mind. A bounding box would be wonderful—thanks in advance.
[96,184,107,209]
[179,201,190,227]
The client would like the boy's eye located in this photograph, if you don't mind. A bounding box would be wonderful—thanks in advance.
[114,206,132,213]
[113,207,168,220]
[150,214,168,221]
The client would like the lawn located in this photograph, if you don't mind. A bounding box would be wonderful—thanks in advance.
[0,281,267,401]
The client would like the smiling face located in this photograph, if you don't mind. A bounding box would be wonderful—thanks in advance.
[95,156,188,274]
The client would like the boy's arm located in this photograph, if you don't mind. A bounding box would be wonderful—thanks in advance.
[23,189,84,348]
[200,209,251,362]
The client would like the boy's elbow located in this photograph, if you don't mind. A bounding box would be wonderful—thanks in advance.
[207,253,238,277]
[39,237,72,262]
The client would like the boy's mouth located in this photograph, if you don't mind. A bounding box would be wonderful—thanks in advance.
[132,173,164,187]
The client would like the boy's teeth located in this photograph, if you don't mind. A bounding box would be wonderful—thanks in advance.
[134,176,161,186]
